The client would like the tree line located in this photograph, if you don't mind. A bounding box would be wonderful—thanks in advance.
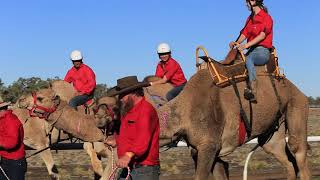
[1,77,319,106]
[0,77,108,103]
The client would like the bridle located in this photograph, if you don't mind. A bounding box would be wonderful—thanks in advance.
[93,104,115,120]
[28,92,58,119]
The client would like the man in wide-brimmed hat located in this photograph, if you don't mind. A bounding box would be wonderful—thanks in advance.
[0,97,27,180]
[105,76,160,180]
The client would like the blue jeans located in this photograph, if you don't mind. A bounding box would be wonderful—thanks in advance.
[118,165,160,180]
[0,158,27,180]
[166,82,186,101]
[69,94,92,108]
[245,46,270,82]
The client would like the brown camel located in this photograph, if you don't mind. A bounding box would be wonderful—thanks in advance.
[98,75,303,180]
[16,88,116,178]
[148,69,310,180]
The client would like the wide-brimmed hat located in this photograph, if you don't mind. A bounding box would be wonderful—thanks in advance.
[0,97,11,108]
[107,76,150,97]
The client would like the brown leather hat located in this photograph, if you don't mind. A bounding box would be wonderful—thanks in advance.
[107,76,150,97]
[0,97,11,108]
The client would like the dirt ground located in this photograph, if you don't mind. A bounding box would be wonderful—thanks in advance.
[25,108,320,180]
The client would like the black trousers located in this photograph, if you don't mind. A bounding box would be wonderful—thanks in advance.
[0,158,27,180]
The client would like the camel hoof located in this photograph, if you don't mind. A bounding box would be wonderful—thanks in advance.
[50,173,59,180]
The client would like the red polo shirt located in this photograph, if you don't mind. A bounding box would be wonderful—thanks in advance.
[0,110,25,160]
[242,10,273,49]
[64,63,96,95]
[155,58,187,87]
[116,97,160,166]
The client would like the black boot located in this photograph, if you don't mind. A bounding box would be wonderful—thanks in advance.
[244,80,257,103]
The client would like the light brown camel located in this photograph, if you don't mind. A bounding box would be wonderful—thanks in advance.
[16,88,116,178]
[149,69,310,180]
[50,80,117,177]
[98,75,302,180]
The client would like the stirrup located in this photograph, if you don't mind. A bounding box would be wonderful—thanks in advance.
[244,88,257,103]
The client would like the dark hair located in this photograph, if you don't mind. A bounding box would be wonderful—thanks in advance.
[132,88,144,97]
[248,0,268,20]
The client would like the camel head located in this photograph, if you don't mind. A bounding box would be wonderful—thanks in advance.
[17,88,60,118]
[93,96,117,128]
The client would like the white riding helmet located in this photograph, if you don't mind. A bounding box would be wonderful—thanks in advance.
[157,43,171,54]
[70,50,83,61]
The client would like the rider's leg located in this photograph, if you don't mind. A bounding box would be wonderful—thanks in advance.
[166,82,186,101]
[244,47,270,102]
[69,94,91,109]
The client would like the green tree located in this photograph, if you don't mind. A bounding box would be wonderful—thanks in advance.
[308,96,315,105]
[94,83,108,99]
[4,77,50,103]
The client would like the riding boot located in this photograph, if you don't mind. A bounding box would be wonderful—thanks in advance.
[250,80,258,103]
[244,80,258,103]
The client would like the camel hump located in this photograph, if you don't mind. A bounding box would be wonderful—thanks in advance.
[50,80,75,102]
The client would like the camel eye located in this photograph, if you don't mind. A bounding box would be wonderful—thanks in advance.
[37,97,44,102]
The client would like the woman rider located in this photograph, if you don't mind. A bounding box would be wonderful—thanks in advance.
[230,0,273,103]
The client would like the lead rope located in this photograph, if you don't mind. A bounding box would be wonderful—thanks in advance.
[0,165,10,180]
[108,148,131,180]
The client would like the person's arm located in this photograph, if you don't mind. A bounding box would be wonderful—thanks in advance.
[151,61,178,86]
[150,76,168,86]
[230,17,250,48]
[239,16,272,50]
[64,69,73,83]
[80,67,96,95]
[239,32,266,50]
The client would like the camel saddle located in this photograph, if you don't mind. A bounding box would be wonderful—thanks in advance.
[198,47,284,88]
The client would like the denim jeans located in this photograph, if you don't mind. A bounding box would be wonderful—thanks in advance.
[166,82,186,101]
[69,94,92,108]
[0,158,27,180]
[245,46,270,82]
[118,165,160,180]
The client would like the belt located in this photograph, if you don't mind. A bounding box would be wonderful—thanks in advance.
[132,164,159,169]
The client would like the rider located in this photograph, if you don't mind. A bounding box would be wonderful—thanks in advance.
[229,0,273,103]
[150,43,187,101]
[64,50,96,109]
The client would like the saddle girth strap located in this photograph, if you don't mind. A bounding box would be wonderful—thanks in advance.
[268,74,283,130]
[229,77,252,137]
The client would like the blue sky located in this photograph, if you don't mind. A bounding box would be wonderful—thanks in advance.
[0,1,319,97]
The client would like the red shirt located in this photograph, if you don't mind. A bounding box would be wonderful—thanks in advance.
[0,110,25,160]
[242,10,273,49]
[64,63,96,95]
[155,58,187,87]
[116,97,160,166]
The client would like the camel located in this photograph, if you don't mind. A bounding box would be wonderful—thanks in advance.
[21,73,310,180]
[97,75,304,180]
[15,87,116,179]
[147,68,310,180]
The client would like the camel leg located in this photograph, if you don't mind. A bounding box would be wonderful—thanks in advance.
[286,95,311,180]
[83,142,104,177]
[100,147,117,180]
[212,158,229,180]
[195,144,219,180]
[191,146,228,180]
[259,122,297,180]
[38,148,60,180]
